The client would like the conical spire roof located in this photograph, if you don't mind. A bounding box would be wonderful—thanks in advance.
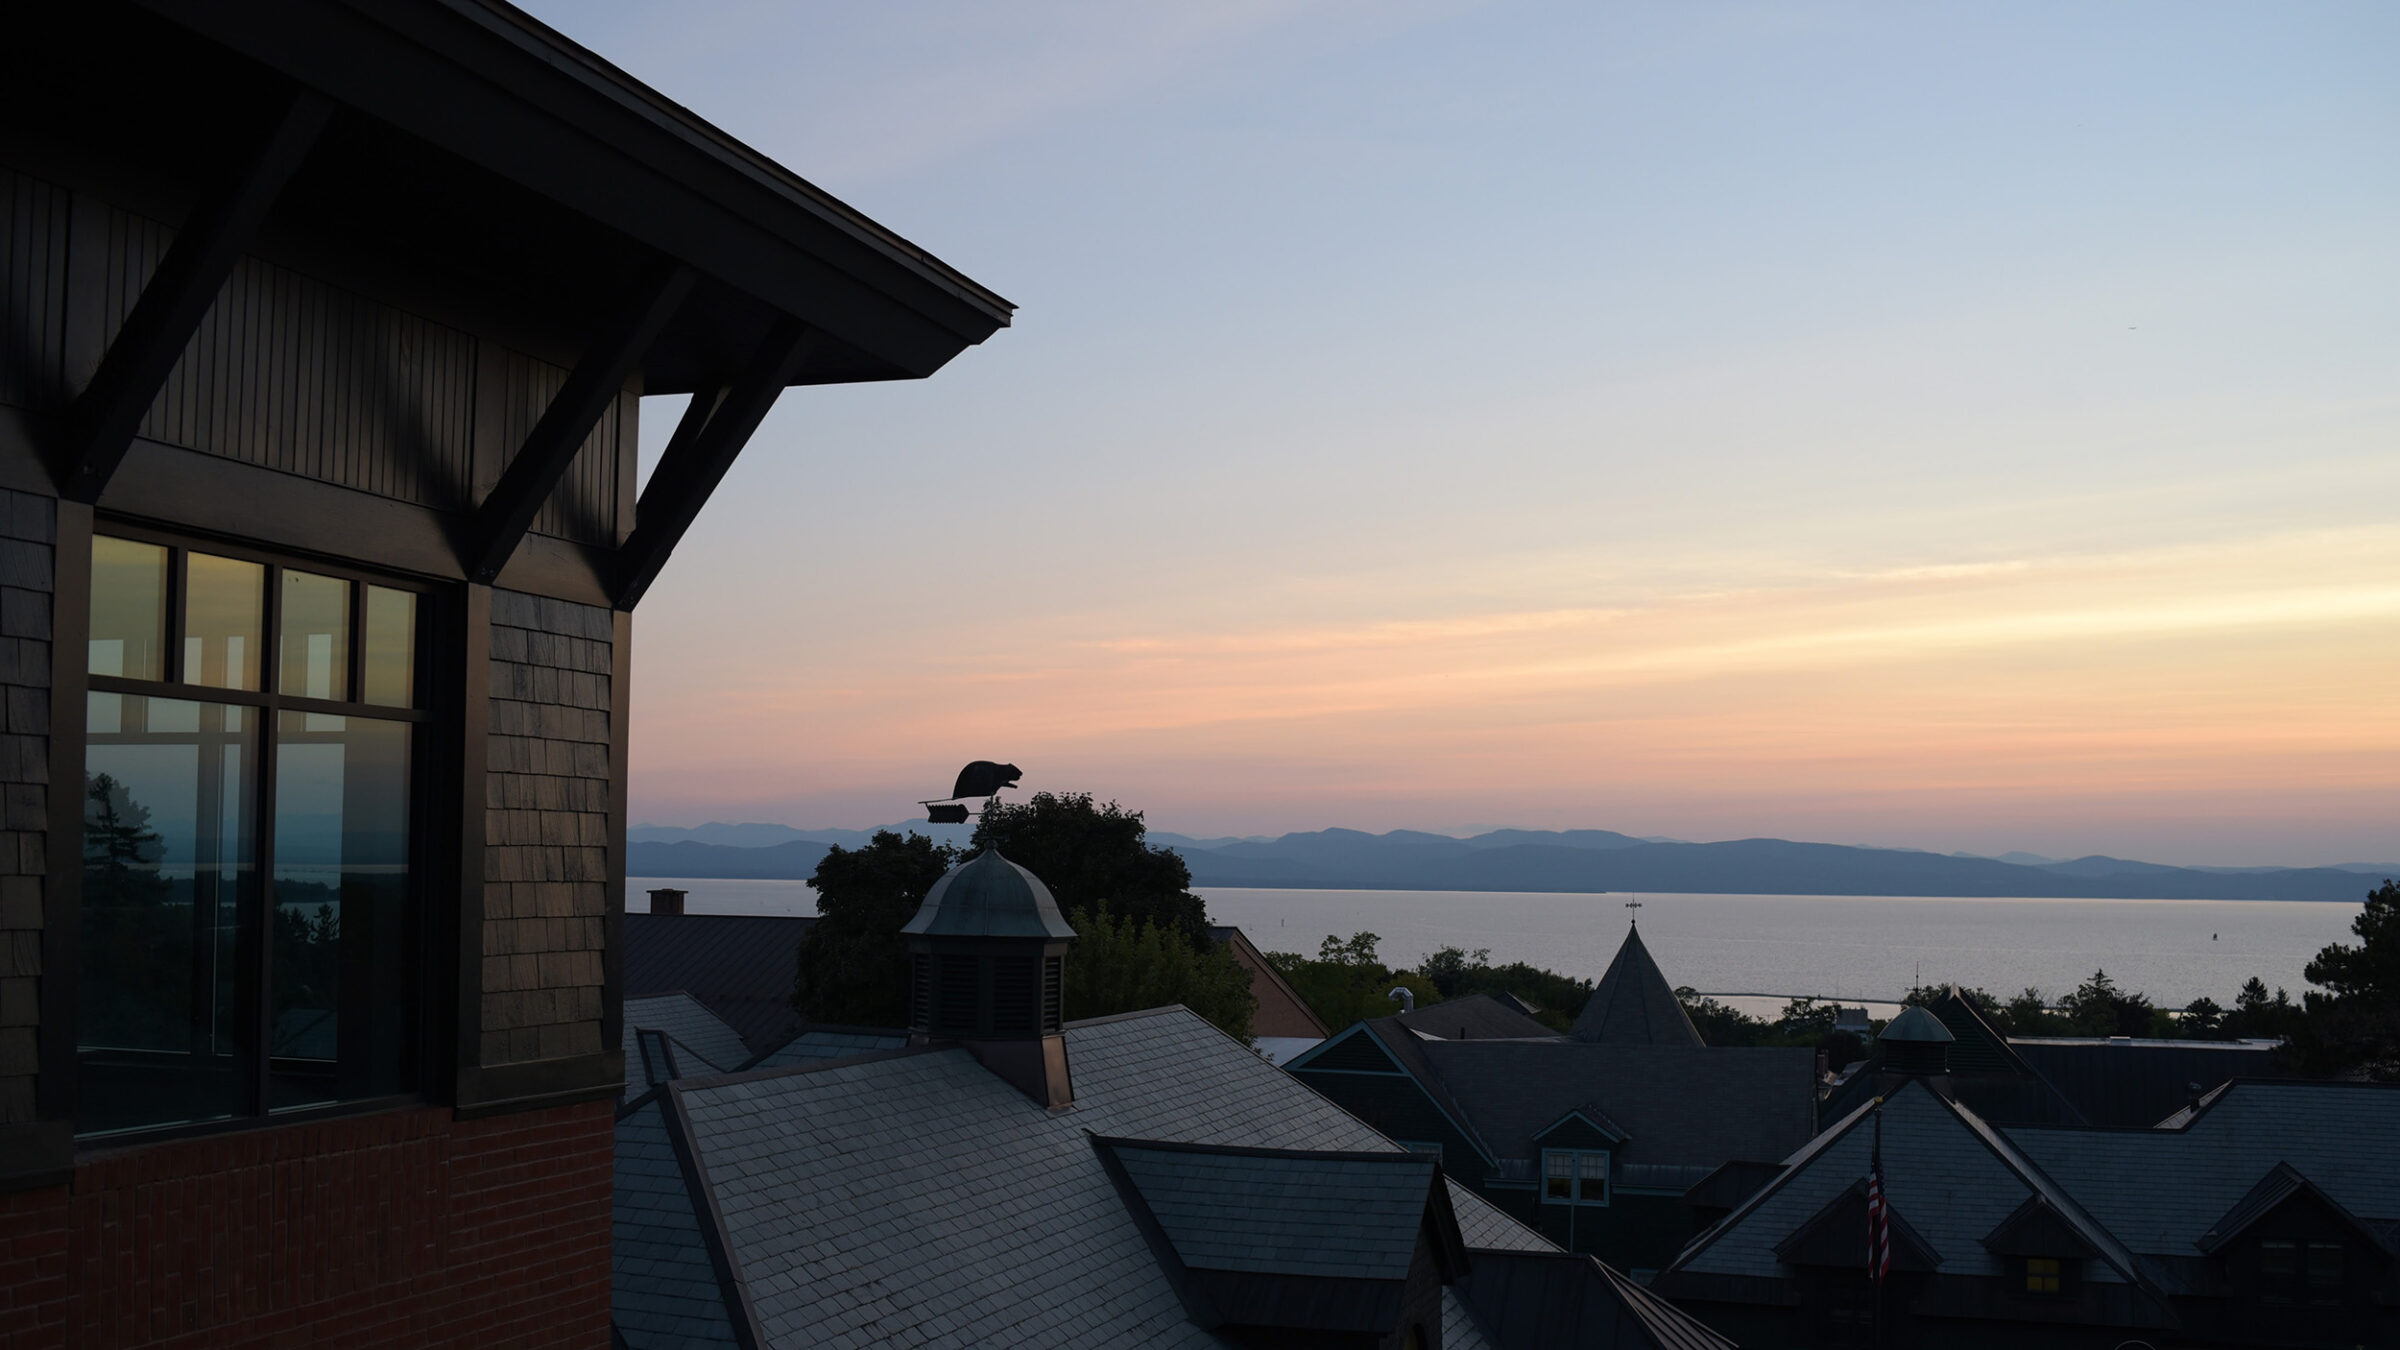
[1571,922,1705,1047]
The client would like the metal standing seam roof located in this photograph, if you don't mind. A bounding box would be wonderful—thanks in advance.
[1572,926,1705,1047]
[625,993,754,1075]
[2006,1038,2292,1129]
[625,912,818,1054]
[659,1006,1567,1348]
[900,848,1078,940]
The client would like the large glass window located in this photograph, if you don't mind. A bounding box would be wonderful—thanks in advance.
[78,532,426,1137]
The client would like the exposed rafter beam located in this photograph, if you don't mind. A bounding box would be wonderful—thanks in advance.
[465,261,695,582]
[57,89,333,503]
[613,319,816,610]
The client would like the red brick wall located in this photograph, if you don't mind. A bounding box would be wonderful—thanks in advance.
[0,1100,611,1350]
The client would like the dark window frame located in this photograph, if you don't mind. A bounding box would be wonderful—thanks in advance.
[75,520,449,1141]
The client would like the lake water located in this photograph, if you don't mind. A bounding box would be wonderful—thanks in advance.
[626,879,2363,1011]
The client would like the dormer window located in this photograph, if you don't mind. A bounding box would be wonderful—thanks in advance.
[2260,1239,2347,1306]
[1542,1149,1609,1205]
[2023,1257,2062,1295]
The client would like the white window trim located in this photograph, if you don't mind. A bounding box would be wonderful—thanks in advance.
[1540,1148,1610,1206]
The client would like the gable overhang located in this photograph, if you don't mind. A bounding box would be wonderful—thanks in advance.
[1089,1135,1470,1339]
[1532,1106,1630,1149]
[1286,1022,1500,1169]
[2196,1161,2399,1260]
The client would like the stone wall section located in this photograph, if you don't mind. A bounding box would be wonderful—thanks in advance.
[480,589,612,1067]
[0,489,50,1126]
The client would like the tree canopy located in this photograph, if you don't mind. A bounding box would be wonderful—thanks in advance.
[972,792,1208,947]
[790,798,1255,1041]
[2296,879,2400,1079]
[793,830,956,1028]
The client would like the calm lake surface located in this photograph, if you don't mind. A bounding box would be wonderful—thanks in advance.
[627,879,2363,1010]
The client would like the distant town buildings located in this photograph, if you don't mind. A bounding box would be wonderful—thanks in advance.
[614,849,1730,1348]
[1287,923,1819,1272]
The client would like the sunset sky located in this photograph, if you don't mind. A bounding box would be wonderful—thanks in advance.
[521,1,2400,866]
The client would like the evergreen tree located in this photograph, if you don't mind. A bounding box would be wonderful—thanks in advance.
[2294,879,2400,1079]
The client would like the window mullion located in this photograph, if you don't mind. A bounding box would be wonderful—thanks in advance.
[164,546,188,684]
[251,564,284,1117]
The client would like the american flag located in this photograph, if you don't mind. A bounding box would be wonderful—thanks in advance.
[1867,1129,1891,1283]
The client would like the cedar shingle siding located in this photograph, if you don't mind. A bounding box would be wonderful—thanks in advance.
[482,588,614,1065]
[0,489,46,1125]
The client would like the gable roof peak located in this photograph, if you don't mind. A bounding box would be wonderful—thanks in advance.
[1571,921,1706,1047]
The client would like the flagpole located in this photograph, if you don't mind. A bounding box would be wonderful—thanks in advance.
[1871,1100,1885,1350]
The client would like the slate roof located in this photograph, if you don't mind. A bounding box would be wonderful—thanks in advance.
[1458,1249,1738,1350]
[615,1004,1728,1349]
[2009,1080,2400,1258]
[626,993,754,1076]
[745,1026,908,1072]
[1414,1040,1818,1173]
[1398,993,1558,1041]
[1824,988,2294,1129]
[1664,1079,2152,1299]
[1099,1139,1440,1279]
[614,1093,743,1350]
[625,912,817,1053]
[1572,925,1704,1047]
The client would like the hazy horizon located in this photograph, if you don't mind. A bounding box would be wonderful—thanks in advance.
[524,1,2400,868]
[625,813,2399,873]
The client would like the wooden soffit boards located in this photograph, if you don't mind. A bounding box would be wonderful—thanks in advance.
[134,0,1012,381]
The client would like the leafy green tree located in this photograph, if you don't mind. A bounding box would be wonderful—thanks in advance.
[1266,932,1441,1029]
[973,793,1207,946]
[1775,996,1837,1040]
[1901,984,2012,1033]
[2179,996,2226,1038]
[794,830,957,1028]
[1675,986,1771,1045]
[1066,905,1254,1040]
[2005,987,2068,1035]
[1414,945,1593,1032]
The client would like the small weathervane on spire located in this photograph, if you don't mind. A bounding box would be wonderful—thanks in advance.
[1625,898,1643,924]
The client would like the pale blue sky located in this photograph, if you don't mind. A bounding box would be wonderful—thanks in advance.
[521,1,2399,865]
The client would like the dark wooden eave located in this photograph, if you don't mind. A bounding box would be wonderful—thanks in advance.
[11,0,1014,604]
[138,0,1013,385]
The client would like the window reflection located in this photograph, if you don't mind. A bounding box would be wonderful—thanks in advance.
[279,571,349,701]
[271,711,411,1110]
[78,694,256,1135]
[89,536,167,680]
[361,586,415,708]
[184,553,264,690]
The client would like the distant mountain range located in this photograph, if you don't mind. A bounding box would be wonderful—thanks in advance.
[628,821,2394,902]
